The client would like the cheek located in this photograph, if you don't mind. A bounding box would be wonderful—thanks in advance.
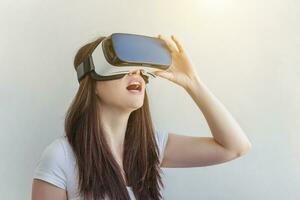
[96,81,126,102]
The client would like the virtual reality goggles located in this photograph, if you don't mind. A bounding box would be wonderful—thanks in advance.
[76,33,172,84]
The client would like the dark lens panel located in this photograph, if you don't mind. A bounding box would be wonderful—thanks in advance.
[111,33,172,68]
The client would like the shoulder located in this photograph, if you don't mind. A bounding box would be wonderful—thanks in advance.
[154,129,169,146]
[33,136,69,190]
[40,136,68,164]
[154,129,169,163]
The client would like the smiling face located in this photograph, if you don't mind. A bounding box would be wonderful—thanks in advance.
[95,69,146,112]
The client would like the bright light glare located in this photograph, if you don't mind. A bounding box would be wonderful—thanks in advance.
[195,0,233,15]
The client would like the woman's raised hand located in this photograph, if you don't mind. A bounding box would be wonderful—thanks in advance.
[154,34,200,90]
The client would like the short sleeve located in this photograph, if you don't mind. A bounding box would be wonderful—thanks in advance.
[155,129,169,163]
[32,138,67,190]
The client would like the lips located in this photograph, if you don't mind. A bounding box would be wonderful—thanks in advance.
[126,77,144,92]
[126,83,141,91]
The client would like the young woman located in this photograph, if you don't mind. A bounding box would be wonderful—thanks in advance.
[31,34,251,200]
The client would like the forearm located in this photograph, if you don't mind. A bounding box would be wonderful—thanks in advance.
[184,76,252,155]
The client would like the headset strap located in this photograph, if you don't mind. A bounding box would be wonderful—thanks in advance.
[76,37,106,83]
[76,56,95,82]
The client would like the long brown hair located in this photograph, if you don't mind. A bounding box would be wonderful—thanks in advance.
[64,36,164,200]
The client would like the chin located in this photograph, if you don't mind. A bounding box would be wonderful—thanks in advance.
[131,102,144,110]
[123,92,144,110]
[126,101,144,111]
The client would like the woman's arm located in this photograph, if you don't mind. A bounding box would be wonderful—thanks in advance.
[160,76,252,168]
[32,179,67,200]
[185,76,252,155]
[155,35,251,168]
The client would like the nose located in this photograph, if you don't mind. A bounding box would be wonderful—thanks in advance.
[127,69,149,84]
[128,69,141,76]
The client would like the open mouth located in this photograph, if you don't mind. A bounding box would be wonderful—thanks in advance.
[126,82,142,92]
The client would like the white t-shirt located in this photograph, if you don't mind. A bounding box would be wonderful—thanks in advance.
[33,129,169,200]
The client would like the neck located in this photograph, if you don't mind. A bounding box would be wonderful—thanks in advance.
[99,103,131,159]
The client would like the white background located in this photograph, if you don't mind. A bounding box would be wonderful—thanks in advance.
[0,0,299,199]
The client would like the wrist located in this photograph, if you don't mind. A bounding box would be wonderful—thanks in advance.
[184,75,203,92]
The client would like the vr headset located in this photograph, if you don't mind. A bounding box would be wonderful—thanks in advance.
[76,33,172,84]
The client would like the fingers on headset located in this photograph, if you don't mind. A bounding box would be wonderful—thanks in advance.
[171,35,184,53]
[158,35,178,53]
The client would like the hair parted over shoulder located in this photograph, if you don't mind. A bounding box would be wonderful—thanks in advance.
[64,36,165,200]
